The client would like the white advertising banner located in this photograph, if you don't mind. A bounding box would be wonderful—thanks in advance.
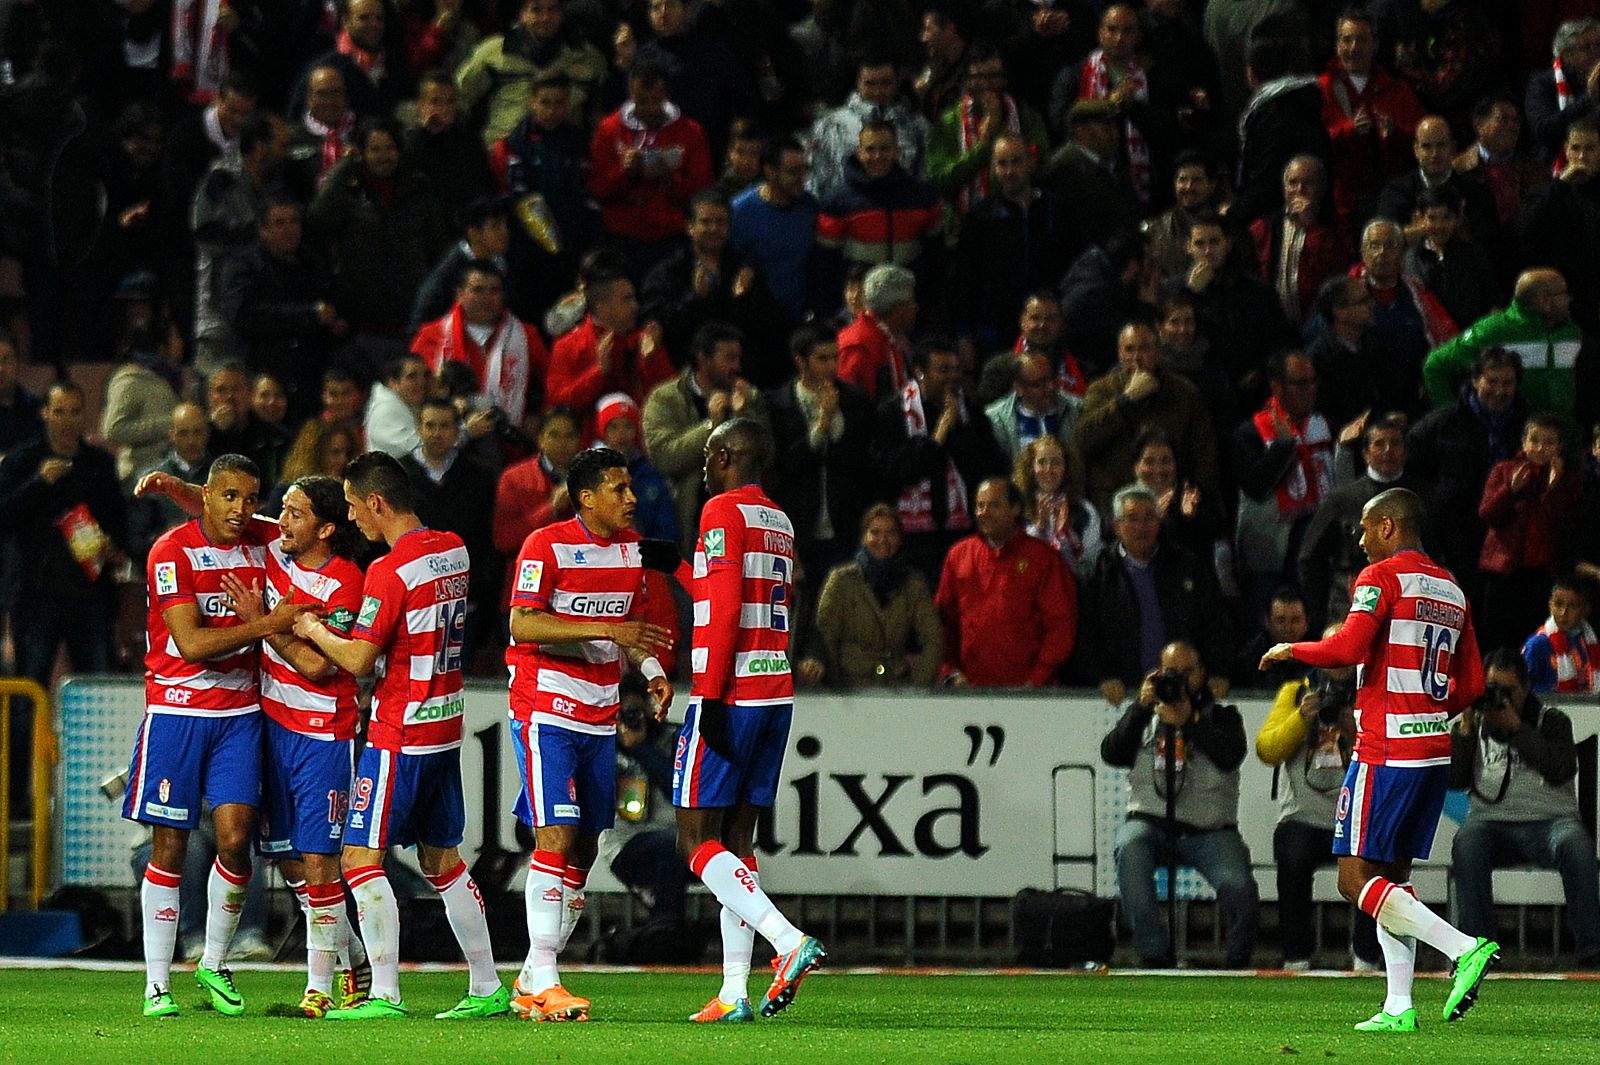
[55,678,1600,898]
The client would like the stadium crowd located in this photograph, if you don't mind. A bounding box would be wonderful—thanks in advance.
[2,0,1600,970]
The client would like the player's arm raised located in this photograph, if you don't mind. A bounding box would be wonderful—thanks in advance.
[136,474,279,539]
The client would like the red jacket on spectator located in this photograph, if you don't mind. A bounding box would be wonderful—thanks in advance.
[1477,453,1581,576]
[587,101,712,243]
[492,452,567,606]
[935,529,1077,686]
[1248,214,1357,321]
[836,310,910,402]
[1318,61,1424,220]
[544,315,675,435]
[411,303,550,425]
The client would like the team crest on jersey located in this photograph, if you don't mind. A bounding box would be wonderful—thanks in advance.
[154,562,178,597]
[158,778,171,804]
[517,559,544,593]
[357,595,380,628]
[1351,585,1380,613]
[704,528,726,559]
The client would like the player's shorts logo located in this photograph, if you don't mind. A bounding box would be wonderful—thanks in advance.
[154,562,178,597]
[1336,785,1351,820]
[158,778,171,804]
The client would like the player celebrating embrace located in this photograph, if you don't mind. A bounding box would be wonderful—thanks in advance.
[221,475,368,1018]
[294,452,506,1020]
[126,455,303,1018]
[674,419,825,1023]
[1262,488,1497,1031]
[505,446,674,1022]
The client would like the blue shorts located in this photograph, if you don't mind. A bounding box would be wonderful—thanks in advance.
[123,712,263,829]
[344,745,464,851]
[1333,761,1451,862]
[509,718,616,835]
[672,699,792,810]
[259,718,355,859]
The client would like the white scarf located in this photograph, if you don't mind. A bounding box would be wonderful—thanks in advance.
[430,306,533,425]
[172,0,229,101]
[896,380,971,535]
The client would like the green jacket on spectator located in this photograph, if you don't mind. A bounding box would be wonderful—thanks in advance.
[1423,298,1582,446]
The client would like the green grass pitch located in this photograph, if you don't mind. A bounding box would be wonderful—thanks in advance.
[1,967,1593,1064]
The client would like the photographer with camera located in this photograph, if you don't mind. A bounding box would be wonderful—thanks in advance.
[1449,648,1600,965]
[1256,621,1381,970]
[603,675,694,934]
[1101,641,1258,967]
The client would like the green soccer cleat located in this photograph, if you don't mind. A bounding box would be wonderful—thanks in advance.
[143,985,180,1019]
[326,997,408,1020]
[435,986,511,1019]
[1444,938,1501,1022]
[195,965,244,1016]
[761,935,827,1018]
[1354,1008,1417,1032]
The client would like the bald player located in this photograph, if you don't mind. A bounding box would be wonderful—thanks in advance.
[1262,488,1495,1031]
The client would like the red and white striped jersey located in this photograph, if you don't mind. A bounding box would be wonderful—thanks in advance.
[1295,548,1484,767]
[261,541,363,740]
[144,519,272,716]
[691,484,794,706]
[354,527,469,755]
[506,517,646,733]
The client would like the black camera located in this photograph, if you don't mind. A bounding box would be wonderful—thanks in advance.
[1152,668,1188,705]
[1315,679,1355,725]
[1481,682,1518,710]
[617,701,648,732]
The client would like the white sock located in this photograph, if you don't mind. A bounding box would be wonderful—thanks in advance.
[559,865,589,952]
[347,865,402,1003]
[1376,919,1416,1015]
[342,896,368,972]
[287,877,309,917]
[1360,876,1476,960]
[305,881,345,995]
[428,861,501,997]
[200,857,249,970]
[520,850,565,994]
[688,842,803,955]
[142,864,181,995]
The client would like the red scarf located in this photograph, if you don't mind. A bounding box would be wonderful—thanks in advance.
[305,111,354,179]
[955,93,1022,212]
[1542,617,1600,693]
[425,304,533,425]
[1251,396,1332,518]
[1554,56,1572,178]
[1015,335,1086,397]
[337,30,385,81]
[1080,49,1150,203]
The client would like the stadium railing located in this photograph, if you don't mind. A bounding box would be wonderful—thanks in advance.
[0,677,54,911]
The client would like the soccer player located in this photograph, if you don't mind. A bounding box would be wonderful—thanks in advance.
[293,452,507,1020]
[220,475,369,1017]
[673,418,825,1023]
[1261,487,1498,1031]
[125,454,304,1018]
[505,445,674,1021]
